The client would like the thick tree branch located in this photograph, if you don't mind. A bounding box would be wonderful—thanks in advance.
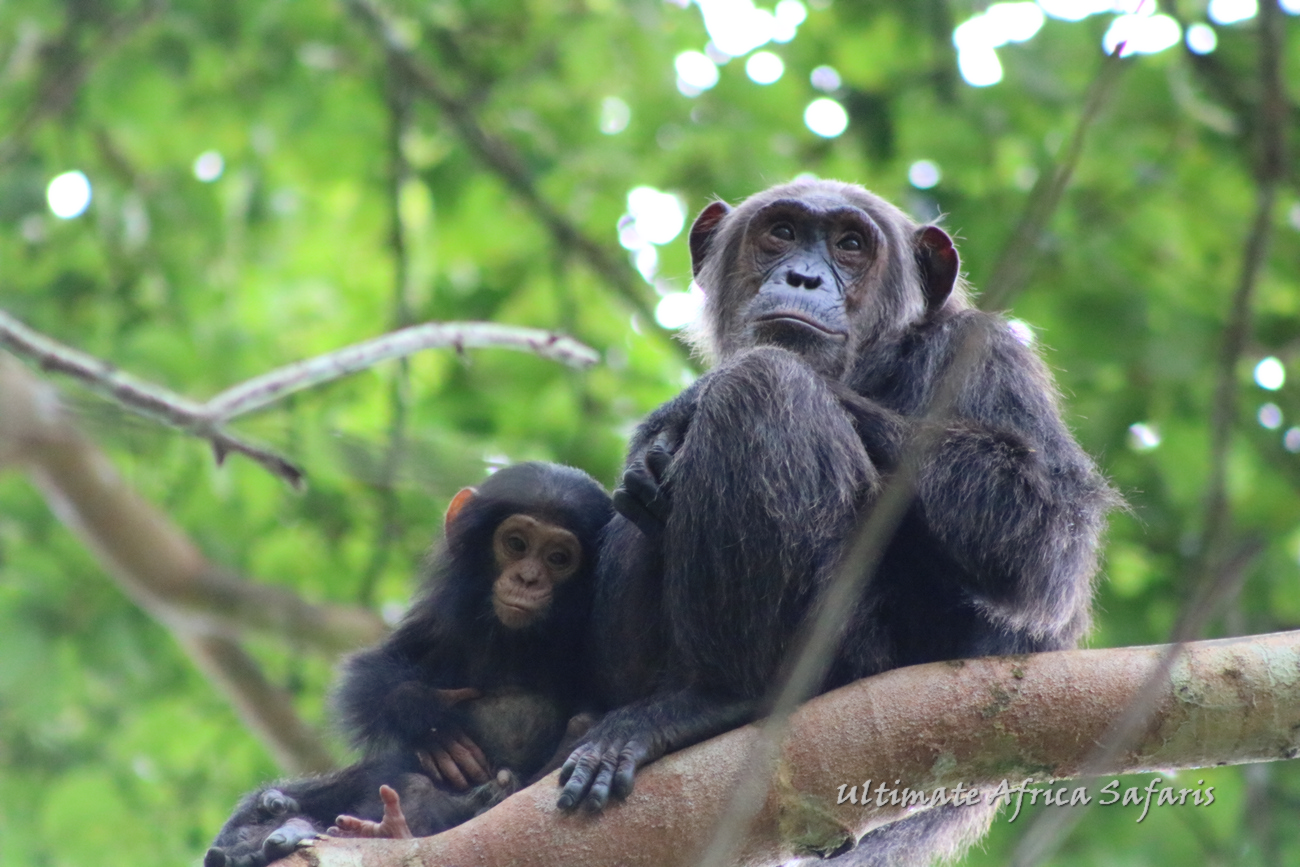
[0,354,388,772]
[282,630,1300,867]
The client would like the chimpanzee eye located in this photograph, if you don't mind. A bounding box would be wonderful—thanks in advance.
[547,550,571,568]
[771,223,795,241]
[837,233,863,251]
[505,535,527,554]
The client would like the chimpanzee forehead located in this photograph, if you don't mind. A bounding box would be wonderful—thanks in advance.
[744,196,881,231]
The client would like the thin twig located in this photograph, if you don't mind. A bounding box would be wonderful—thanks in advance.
[358,64,419,606]
[1200,0,1289,565]
[980,45,1131,311]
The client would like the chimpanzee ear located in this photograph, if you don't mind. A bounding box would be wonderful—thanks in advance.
[689,201,732,277]
[444,487,477,532]
[914,225,959,312]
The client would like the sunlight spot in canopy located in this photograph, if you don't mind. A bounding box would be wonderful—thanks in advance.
[773,0,808,41]
[1254,357,1285,391]
[697,0,778,57]
[636,246,659,281]
[1007,319,1036,347]
[952,0,1044,82]
[1208,0,1257,25]
[656,284,705,329]
[627,187,686,245]
[1103,14,1181,56]
[958,45,1003,87]
[193,151,224,182]
[1037,0,1122,21]
[804,98,848,137]
[1259,403,1283,430]
[908,160,942,190]
[1185,22,1217,54]
[810,65,841,93]
[675,51,719,96]
[600,97,631,134]
[746,51,784,84]
[1283,0,1300,13]
[1285,428,1300,453]
[618,187,686,283]
[1127,422,1161,452]
[47,171,92,219]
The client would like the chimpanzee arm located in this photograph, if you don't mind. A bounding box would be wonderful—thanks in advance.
[557,688,756,811]
[908,313,1115,635]
[332,627,475,754]
[612,381,702,536]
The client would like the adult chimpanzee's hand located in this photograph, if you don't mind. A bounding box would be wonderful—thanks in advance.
[613,431,677,538]
[555,709,660,811]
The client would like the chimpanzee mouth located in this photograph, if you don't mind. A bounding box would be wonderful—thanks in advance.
[755,313,848,341]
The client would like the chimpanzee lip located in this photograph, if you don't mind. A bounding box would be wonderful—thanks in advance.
[755,312,848,340]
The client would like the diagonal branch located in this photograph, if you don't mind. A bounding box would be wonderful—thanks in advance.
[979,46,1131,311]
[341,0,667,336]
[0,1,163,166]
[0,355,382,772]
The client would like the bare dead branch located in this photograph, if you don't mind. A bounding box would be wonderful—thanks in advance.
[0,310,598,484]
[281,630,1300,867]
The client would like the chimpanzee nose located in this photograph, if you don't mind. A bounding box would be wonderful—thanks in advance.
[786,269,823,290]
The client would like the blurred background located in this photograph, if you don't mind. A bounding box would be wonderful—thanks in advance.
[0,0,1298,864]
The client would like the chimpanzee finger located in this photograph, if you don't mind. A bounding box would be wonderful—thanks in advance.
[645,442,674,484]
[416,749,445,785]
[262,818,317,861]
[583,750,618,812]
[438,732,491,784]
[613,487,663,538]
[611,740,650,800]
[430,746,471,790]
[449,730,490,779]
[556,744,604,810]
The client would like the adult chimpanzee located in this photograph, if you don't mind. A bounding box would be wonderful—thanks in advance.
[206,461,612,867]
[558,180,1114,865]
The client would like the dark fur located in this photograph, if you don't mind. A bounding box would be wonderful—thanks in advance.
[204,757,514,867]
[560,180,1114,866]
[207,462,612,867]
[334,461,611,760]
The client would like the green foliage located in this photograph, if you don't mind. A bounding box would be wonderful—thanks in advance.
[0,1,1298,864]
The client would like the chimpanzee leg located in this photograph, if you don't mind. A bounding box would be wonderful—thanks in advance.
[662,346,877,696]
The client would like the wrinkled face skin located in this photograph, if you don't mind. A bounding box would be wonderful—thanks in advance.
[736,196,886,377]
[490,514,581,630]
[688,180,959,379]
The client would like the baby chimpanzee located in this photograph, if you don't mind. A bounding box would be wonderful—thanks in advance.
[206,462,612,867]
